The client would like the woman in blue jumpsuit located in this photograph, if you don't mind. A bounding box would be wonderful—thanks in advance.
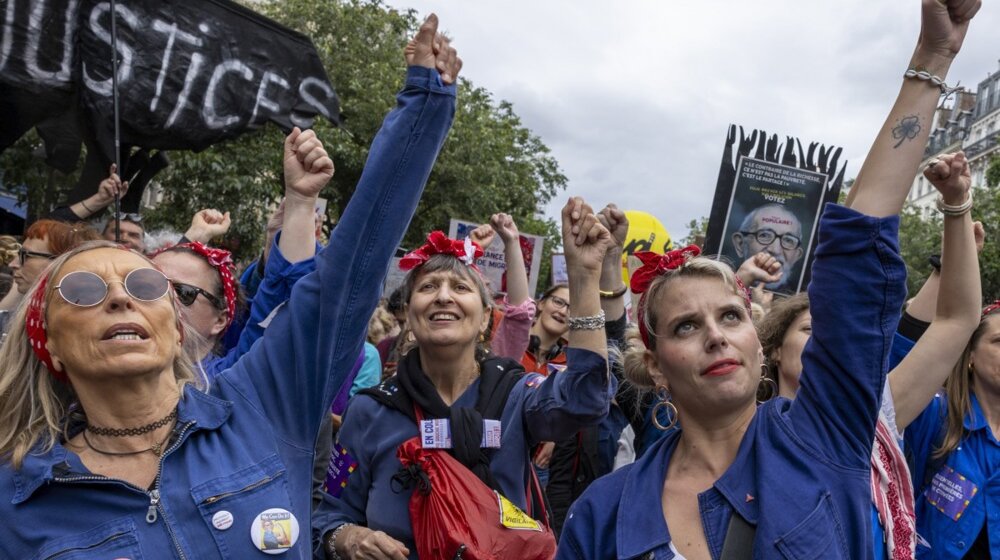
[558,1,982,558]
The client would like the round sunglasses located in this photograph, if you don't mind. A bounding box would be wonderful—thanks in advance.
[54,268,171,307]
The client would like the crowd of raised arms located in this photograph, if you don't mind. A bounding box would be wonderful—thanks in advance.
[0,1,995,559]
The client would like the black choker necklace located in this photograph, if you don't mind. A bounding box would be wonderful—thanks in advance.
[82,429,173,457]
[85,408,177,437]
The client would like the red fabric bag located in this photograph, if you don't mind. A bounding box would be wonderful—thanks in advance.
[396,436,557,560]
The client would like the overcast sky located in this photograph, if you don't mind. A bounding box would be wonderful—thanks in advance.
[384,0,998,242]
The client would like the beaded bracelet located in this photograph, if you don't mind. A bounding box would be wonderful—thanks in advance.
[904,68,957,95]
[324,523,355,560]
[936,192,973,216]
[567,309,606,331]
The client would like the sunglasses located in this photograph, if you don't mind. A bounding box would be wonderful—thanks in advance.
[54,268,170,307]
[113,212,143,223]
[172,281,224,309]
[19,247,56,266]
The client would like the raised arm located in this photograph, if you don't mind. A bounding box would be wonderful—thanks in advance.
[221,15,460,448]
[596,204,629,325]
[848,0,980,217]
[492,213,529,306]
[889,152,980,429]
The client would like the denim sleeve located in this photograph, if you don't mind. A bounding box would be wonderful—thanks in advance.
[218,66,456,449]
[311,397,378,558]
[203,237,318,378]
[789,203,906,468]
[522,348,613,444]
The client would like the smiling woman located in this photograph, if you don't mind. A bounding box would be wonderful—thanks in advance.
[315,197,616,560]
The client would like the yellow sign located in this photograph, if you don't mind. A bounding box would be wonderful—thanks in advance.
[496,492,542,531]
[621,210,672,284]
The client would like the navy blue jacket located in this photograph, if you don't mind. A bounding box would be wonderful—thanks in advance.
[558,204,906,560]
[0,66,455,560]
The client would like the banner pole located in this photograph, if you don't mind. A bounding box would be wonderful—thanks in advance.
[109,0,122,243]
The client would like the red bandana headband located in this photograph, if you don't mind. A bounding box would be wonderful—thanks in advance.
[152,242,237,329]
[399,231,484,272]
[25,273,62,381]
[983,300,1000,318]
[629,245,752,347]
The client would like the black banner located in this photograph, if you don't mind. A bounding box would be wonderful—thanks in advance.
[1,0,339,166]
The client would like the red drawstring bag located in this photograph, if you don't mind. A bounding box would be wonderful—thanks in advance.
[395,435,557,560]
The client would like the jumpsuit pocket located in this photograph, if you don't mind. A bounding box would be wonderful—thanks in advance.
[191,454,297,557]
[774,492,848,559]
[32,517,143,560]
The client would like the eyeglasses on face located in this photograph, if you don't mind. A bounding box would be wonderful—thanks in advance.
[171,281,224,309]
[54,268,171,307]
[740,229,802,250]
[547,295,569,310]
[19,247,56,266]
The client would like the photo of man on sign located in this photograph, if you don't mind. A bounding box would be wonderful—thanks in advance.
[729,203,805,292]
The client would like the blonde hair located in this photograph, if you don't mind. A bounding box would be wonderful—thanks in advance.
[0,241,203,469]
[934,312,999,459]
[622,256,747,388]
[368,306,396,345]
[0,235,19,267]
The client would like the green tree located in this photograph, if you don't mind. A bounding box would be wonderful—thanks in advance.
[986,155,1000,188]
[681,216,709,247]
[151,0,566,266]
[897,187,1000,302]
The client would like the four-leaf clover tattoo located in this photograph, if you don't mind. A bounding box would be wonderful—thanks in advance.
[892,115,922,149]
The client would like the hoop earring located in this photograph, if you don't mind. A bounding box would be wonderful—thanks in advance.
[757,364,777,403]
[651,385,679,432]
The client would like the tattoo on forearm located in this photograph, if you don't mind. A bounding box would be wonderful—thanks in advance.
[891,115,922,149]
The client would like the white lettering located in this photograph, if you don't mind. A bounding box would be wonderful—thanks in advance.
[23,0,80,84]
[290,76,334,128]
[202,59,254,129]
[149,19,202,112]
[251,71,290,124]
[0,0,17,72]
[166,52,205,127]
[82,2,137,96]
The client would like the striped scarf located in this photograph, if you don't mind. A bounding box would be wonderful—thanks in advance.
[870,418,916,560]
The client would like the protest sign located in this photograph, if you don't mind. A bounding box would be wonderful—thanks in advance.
[448,219,545,296]
[0,0,339,169]
[551,253,568,286]
[704,125,845,296]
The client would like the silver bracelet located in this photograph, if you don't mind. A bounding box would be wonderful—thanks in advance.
[325,523,355,560]
[936,192,973,216]
[567,309,606,331]
[904,68,958,95]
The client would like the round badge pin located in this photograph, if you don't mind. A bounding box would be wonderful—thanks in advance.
[250,508,299,554]
[212,510,234,531]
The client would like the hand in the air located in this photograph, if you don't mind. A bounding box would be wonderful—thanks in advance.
[188,209,232,242]
[737,252,783,287]
[918,0,981,61]
[404,14,462,85]
[597,204,629,250]
[283,128,334,203]
[95,164,128,206]
[489,213,520,244]
[469,223,495,250]
[923,151,970,205]
[562,197,615,273]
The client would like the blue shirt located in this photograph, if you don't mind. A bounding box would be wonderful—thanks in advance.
[906,392,1000,559]
[202,235,318,379]
[0,66,456,560]
[313,348,614,559]
[558,204,906,560]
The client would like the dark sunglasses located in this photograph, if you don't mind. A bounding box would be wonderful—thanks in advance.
[18,247,56,266]
[172,281,224,309]
[54,268,170,307]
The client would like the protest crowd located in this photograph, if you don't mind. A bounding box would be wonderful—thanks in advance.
[0,0,998,559]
